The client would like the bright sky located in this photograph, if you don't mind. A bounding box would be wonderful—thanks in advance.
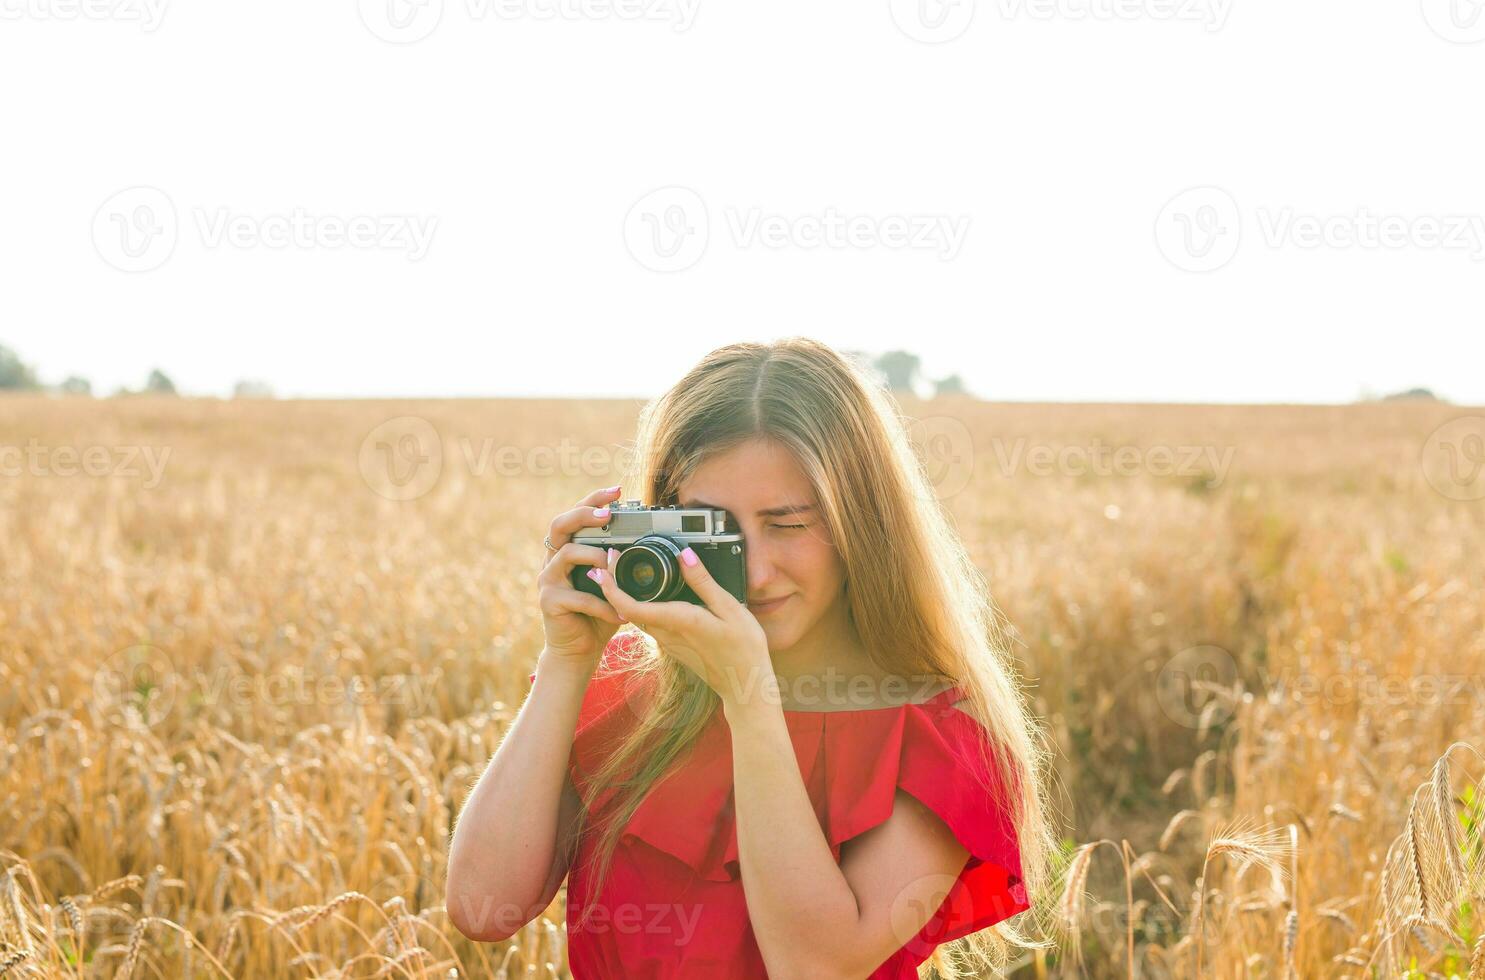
[2,0,1482,403]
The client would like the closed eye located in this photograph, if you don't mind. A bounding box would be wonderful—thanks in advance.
[772,523,809,530]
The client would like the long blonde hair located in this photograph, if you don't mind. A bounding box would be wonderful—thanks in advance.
[565,337,1060,976]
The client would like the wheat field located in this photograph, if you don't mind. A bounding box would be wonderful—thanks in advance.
[0,394,1481,978]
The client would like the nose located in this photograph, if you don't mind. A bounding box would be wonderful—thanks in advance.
[743,532,781,597]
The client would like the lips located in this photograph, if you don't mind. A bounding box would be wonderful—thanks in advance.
[748,595,792,614]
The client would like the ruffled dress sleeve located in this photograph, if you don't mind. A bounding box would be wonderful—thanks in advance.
[810,691,1032,959]
[882,698,1031,950]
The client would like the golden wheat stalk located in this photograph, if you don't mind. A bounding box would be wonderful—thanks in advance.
[1159,809,1201,852]
[1055,840,1100,973]
[0,947,31,978]
[1194,820,1293,975]
[0,871,32,957]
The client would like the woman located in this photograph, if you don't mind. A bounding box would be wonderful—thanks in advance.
[448,338,1055,978]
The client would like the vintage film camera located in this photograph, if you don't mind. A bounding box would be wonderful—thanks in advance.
[569,500,747,605]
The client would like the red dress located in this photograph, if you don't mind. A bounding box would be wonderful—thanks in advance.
[527,633,1030,978]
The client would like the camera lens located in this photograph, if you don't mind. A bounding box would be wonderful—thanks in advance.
[613,536,683,602]
[627,556,658,592]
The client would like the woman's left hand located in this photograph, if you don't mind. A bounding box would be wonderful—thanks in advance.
[586,546,774,710]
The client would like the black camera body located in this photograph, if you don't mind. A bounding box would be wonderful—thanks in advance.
[569,499,747,606]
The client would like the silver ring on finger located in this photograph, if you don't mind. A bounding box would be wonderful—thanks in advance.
[543,534,559,554]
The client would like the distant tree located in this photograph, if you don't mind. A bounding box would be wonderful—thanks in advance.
[932,374,970,397]
[145,368,177,395]
[233,379,275,399]
[59,376,93,396]
[874,351,922,394]
[1381,387,1440,401]
[0,344,39,390]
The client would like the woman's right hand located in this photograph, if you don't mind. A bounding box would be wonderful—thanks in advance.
[536,484,627,666]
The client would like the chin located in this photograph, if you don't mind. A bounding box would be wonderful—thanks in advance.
[757,618,794,648]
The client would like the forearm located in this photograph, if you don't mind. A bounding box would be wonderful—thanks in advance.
[446,649,593,939]
[725,697,863,980]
